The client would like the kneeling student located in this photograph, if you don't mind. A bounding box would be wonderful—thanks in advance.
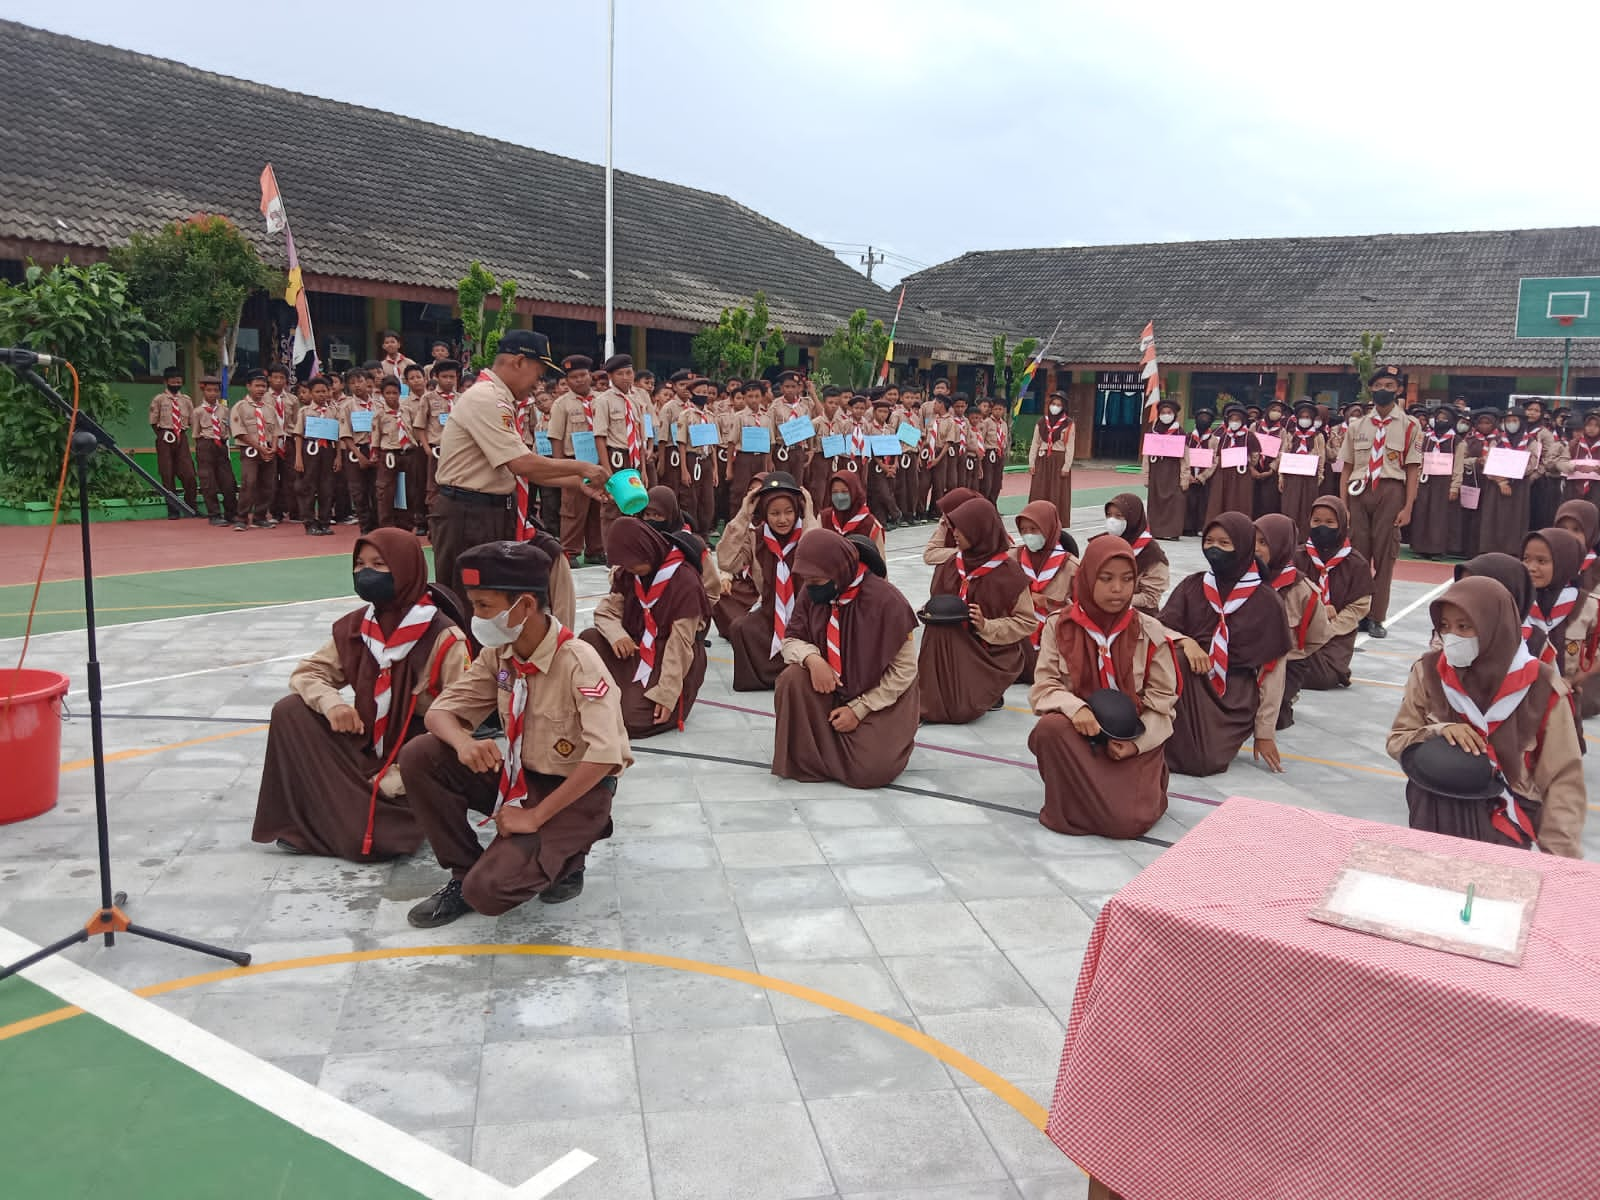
[402,541,629,927]
[1255,513,1332,730]
[253,530,470,860]
[773,529,920,789]
[1028,534,1178,839]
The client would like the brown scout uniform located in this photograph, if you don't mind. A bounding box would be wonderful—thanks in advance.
[1340,410,1423,624]
[295,401,341,527]
[550,389,606,560]
[230,394,283,522]
[431,369,528,599]
[149,388,199,508]
[190,398,236,522]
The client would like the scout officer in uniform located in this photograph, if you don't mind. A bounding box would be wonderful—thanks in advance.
[230,369,282,530]
[294,375,341,535]
[340,368,382,533]
[191,374,237,527]
[548,355,607,564]
[1339,366,1421,638]
[430,330,608,604]
[149,365,198,518]
[402,540,629,925]
[676,376,721,535]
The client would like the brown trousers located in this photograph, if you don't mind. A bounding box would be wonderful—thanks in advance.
[270,449,299,520]
[560,485,605,559]
[1347,477,1405,623]
[237,451,275,521]
[868,460,901,524]
[195,440,237,521]
[676,453,717,535]
[297,445,336,526]
[345,451,379,531]
[430,492,516,607]
[398,734,614,915]
[154,430,198,507]
[377,449,425,531]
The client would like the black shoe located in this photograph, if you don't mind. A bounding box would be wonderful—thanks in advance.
[305,523,319,535]
[587,552,607,567]
[407,878,474,928]
[339,515,359,526]
[1356,617,1371,633]
[233,521,250,532]
[1367,621,1388,639]
[318,524,334,536]
[540,870,585,905]
[275,838,306,855]
[989,697,1005,710]
[208,515,227,527]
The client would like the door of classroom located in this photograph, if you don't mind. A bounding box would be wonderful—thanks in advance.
[1094,388,1143,460]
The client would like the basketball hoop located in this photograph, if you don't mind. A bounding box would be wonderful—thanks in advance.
[1559,315,1576,327]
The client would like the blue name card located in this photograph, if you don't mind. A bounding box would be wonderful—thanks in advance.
[896,421,921,446]
[741,426,772,453]
[670,423,679,443]
[821,434,848,458]
[689,422,719,448]
[534,431,553,456]
[348,409,375,433]
[643,414,656,440]
[302,416,340,441]
[570,430,600,463]
[870,434,904,457]
[438,412,449,425]
[779,415,816,446]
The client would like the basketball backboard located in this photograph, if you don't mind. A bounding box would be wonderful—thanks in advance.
[1515,277,1600,339]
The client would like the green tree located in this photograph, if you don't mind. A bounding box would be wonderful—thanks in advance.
[0,260,156,504]
[816,308,889,390]
[458,261,519,369]
[1350,331,1386,403]
[691,292,785,382]
[991,334,1040,410]
[110,213,277,378]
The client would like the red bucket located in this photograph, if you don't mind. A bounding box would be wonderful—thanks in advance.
[0,668,70,824]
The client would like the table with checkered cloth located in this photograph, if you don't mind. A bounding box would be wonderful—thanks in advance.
[1046,796,1600,1200]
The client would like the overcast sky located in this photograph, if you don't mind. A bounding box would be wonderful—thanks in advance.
[8,0,1599,287]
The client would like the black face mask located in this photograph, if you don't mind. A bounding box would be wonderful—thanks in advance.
[1202,546,1235,573]
[166,382,182,393]
[806,580,840,605]
[353,568,397,604]
[1194,417,1213,432]
[691,395,710,408]
[1371,391,1399,409]
[1308,525,1343,555]
[1434,417,1453,432]
[646,517,674,533]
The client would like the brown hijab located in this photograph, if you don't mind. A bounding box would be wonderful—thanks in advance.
[1554,498,1600,595]
[1255,513,1302,585]
[1293,495,1373,612]
[1056,534,1140,696]
[823,469,881,541]
[1015,500,1065,576]
[605,516,712,639]
[791,529,917,700]
[1454,553,1534,623]
[331,529,458,750]
[1109,491,1167,570]
[1522,527,1586,668]
[1158,512,1292,669]
[934,486,983,548]
[933,498,1028,618]
[753,485,807,608]
[646,485,686,532]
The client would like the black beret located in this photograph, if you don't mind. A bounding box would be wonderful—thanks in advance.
[776,369,801,384]
[1367,365,1403,386]
[457,540,552,595]
[601,354,632,373]
[561,355,594,372]
[668,369,694,384]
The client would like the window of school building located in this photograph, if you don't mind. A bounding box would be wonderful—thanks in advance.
[1189,371,1278,411]
[1306,371,1359,410]
[1447,375,1516,410]
[1094,371,1145,459]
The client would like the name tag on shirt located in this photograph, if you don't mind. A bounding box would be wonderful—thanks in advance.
[439,412,449,424]
[689,422,719,448]
[303,416,341,441]
[571,430,600,463]
[534,431,553,456]
[821,434,848,457]
[779,415,816,446]
[349,409,375,433]
[741,426,772,453]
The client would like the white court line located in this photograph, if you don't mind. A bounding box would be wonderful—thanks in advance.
[0,928,594,1200]
[1353,578,1453,649]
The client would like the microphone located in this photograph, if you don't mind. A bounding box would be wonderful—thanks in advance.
[0,348,55,366]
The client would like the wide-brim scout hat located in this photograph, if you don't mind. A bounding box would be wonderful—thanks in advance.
[917,594,969,625]
[1400,736,1507,802]
[1085,687,1145,742]
[1294,399,1319,417]
[499,330,563,373]
[756,472,806,503]
[847,534,887,579]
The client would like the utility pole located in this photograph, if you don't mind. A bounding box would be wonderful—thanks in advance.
[860,245,884,283]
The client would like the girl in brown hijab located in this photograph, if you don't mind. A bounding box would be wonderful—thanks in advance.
[582,517,712,738]
[1142,397,1186,539]
[823,468,885,552]
[1103,492,1169,614]
[922,486,984,566]
[1553,500,1600,716]
[1026,392,1074,516]
[253,529,471,860]
[718,474,818,691]
[1159,511,1293,776]
[1254,513,1331,730]
[1029,534,1179,839]
[774,530,920,789]
[1520,527,1587,675]
[1387,575,1585,855]
[644,484,723,611]
[919,498,1035,723]
[1290,495,1373,693]
[1554,498,1600,596]
[1011,500,1078,684]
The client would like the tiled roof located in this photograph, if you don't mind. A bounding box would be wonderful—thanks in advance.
[903,228,1600,370]
[0,20,1000,354]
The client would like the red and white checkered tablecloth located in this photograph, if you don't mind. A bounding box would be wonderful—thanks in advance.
[1047,797,1600,1200]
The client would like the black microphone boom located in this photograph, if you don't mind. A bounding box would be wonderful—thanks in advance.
[0,347,55,366]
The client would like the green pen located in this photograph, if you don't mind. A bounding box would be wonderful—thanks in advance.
[1460,883,1475,924]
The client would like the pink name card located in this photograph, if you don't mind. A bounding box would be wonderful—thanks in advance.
[1332,457,1345,473]
[1572,458,1600,481]
[1142,432,1187,458]
[1422,451,1454,477]
[1188,447,1214,469]
[1484,447,1530,480]
[1220,445,1249,469]
[1278,452,1320,476]
[1459,484,1481,510]
[1255,433,1282,458]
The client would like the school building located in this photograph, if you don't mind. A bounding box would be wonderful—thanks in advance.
[905,227,1600,458]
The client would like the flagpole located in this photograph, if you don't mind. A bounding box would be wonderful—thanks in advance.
[603,0,616,360]
[876,285,906,387]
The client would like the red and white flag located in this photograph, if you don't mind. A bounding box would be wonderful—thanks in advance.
[259,165,286,234]
[1138,321,1161,417]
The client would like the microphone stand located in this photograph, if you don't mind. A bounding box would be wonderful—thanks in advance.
[0,365,250,980]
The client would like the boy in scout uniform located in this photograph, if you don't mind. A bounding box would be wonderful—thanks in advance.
[399,364,433,534]
[1339,365,1421,638]
[230,368,282,530]
[264,364,299,524]
[762,369,813,484]
[865,394,903,528]
[424,358,462,516]
[340,368,382,532]
[676,376,721,535]
[401,540,629,925]
[294,375,340,535]
[149,365,199,518]
[191,374,237,526]
[597,354,653,537]
[373,374,423,531]
[549,355,607,564]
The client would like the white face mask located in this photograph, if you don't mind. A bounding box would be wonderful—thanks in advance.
[1105,516,1127,537]
[1227,419,1243,431]
[1020,532,1047,553]
[1503,420,1520,434]
[1297,416,1314,429]
[1048,403,1063,416]
[1441,633,1479,668]
[472,602,527,649]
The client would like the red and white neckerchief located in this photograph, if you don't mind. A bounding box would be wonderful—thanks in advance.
[493,623,576,815]
[1040,412,1071,450]
[204,403,226,445]
[825,565,869,676]
[579,392,595,431]
[954,551,1008,603]
[1126,528,1153,556]
[956,418,970,453]
[1524,583,1578,666]
[1268,562,1299,591]
[358,598,437,757]
[1201,567,1260,695]
[624,397,642,467]
[1303,537,1352,604]
[170,392,184,435]
[1289,429,1318,453]
[270,390,287,440]
[1064,600,1135,689]
[1583,549,1597,575]
[849,422,867,456]
[383,355,406,376]
[1436,647,1543,847]
[760,522,801,655]
[1499,427,1534,452]
[437,390,456,413]
[255,401,268,451]
[1019,543,1069,645]
[827,506,872,536]
[632,549,686,684]
[1424,429,1455,454]
[1366,414,1392,484]
[394,407,413,450]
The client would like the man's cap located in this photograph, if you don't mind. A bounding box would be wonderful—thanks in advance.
[561,354,593,373]
[244,368,268,383]
[1368,365,1403,387]
[601,353,633,373]
[1400,736,1507,802]
[1085,688,1145,743]
[456,540,552,594]
[497,330,562,372]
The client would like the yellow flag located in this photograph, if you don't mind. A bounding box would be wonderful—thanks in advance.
[285,266,303,307]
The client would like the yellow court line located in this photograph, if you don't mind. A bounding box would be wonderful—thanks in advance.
[0,943,1050,1131]
[59,725,268,772]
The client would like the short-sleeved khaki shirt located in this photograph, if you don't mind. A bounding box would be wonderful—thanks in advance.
[434,368,530,494]
[1340,411,1423,482]
[430,621,633,776]
[229,396,282,449]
